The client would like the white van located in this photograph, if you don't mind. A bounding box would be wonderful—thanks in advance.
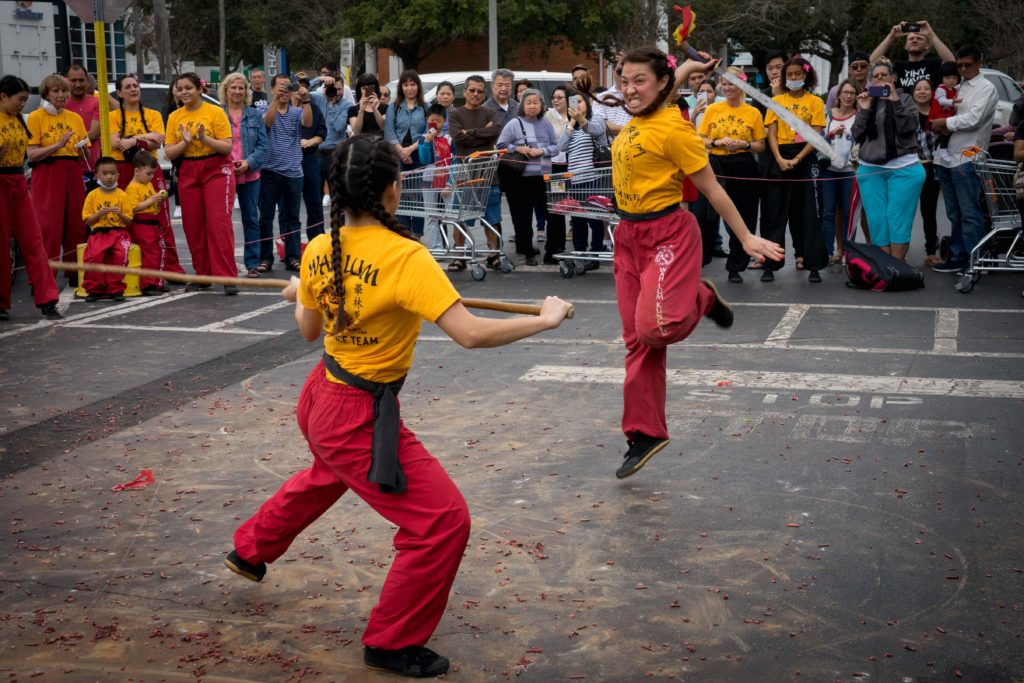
[386,70,574,108]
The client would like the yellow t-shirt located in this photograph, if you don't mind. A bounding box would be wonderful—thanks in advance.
[82,187,133,229]
[698,101,767,156]
[109,108,166,162]
[0,111,28,167]
[26,108,89,158]
[125,179,159,216]
[612,106,708,215]
[165,102,231,158]
[764,91,826,145]
[298,227,461,384]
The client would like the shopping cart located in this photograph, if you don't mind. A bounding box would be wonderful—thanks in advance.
[544,165,617,278]
[955,151,1024,293]
[396,150,512,281]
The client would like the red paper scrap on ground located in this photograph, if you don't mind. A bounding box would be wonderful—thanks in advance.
[112,469,156,491]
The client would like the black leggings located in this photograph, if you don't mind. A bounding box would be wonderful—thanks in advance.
[760,144,827,272]
[504,174,545,256]
[710,153,760,273]
[919,162,941,255]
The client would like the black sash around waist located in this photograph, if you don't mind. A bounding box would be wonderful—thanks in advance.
[617,203,681,222]
[0,166,24,175]
[322,352,407,494]
[132,216,160,225]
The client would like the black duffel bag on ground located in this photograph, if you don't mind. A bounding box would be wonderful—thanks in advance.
[845,241,925,291]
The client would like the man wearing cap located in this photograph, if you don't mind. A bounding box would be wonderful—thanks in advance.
[825,52,871,110]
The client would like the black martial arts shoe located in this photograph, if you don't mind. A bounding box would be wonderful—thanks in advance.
[39,302,63,320]
[700,278,733,328]
[364,645,450,678]
[224,549,266,583]
[615,435,670,479]
[184,283,212,293]
[223,285,239,296]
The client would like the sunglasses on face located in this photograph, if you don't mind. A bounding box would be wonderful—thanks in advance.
[956,61,976,69]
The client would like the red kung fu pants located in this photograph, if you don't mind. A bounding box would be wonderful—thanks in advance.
[176,155,236,277]
[130,216,165,289]
[614,209,714,441]
[0,173,60,310]
[82,228,131,295]
[233,362,471,649]
[31,157,86,265]
[117,162,185,274]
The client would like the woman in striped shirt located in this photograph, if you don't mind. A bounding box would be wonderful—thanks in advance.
[556,88,609,267]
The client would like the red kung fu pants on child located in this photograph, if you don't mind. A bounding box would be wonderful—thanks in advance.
[129,215,165,289]
[0,172,60,310]
[82,228,131,295]
[176,155,236,277]
[614,208,714,441]
[31,157,86,265]
[117,162,185,275]
[233,362,472,649]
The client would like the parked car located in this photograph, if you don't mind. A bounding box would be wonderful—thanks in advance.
[386,70,574,108]
[981,68,1023,127]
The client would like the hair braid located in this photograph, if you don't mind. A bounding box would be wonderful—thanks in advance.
[362,140,414,239]
[328,142,356,334]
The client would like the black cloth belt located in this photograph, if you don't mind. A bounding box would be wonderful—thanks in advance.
[132,216,160,225]
[617,203,680,222]
[0,166,24,174]
[180,153,223,162]
[322,352,407,494]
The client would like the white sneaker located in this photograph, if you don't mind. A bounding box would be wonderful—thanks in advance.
[173,206,182,219]
[322,194,331,207]
[536,230,546,242]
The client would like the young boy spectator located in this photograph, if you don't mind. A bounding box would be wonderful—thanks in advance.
[81,157,133,302]
[418,104,453,250]
[124,150,168,295]
[929,61,959,149]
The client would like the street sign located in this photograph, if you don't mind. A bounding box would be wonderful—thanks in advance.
[339,38,355,68]
[63,0,132,22]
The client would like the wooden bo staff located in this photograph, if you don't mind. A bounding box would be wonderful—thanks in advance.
[49,261,574,319]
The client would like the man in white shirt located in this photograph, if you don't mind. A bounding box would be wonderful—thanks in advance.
[591,53,632,141]
[930,45,998,273]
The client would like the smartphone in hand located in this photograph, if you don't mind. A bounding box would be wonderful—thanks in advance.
[866,85,891,98]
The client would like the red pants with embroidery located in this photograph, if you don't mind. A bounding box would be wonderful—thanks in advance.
[117,162,184,274]
[31,157,86,265]
[233,362,471,649]
[614,209,714,440]
[130,216,165,289]
[82,228,131,295]
[0,173,59,310]
[176,155,236,276]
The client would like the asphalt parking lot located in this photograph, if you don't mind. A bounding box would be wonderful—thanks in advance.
[1,207,1022,681]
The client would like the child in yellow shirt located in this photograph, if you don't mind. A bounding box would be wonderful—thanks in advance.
[81,157,133,302]
[124,150,169,294]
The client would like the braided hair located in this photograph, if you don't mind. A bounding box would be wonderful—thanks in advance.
[115,74,150,140]
[574,47,678,118]
[0,75,32,138]
[326,134,414,334]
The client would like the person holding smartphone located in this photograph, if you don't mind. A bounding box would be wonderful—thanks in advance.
[349,73,387,137]
[870,19,954,91]
[851,62,925,262]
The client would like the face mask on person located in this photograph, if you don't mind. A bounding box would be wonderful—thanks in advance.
[42,100,60,115]
[97,178,118,191]
[786,79,805,91]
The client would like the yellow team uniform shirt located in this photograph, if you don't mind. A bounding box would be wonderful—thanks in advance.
[698,101,767,156]
[109,108,166,162]
[165,103,231,158]
[764,91,826,145]
[26,108,89,158]
[298,227,461,384]
[82,187,133,230]
[0,111,28,167]
[125,179,159,216]
[612,106,708,215]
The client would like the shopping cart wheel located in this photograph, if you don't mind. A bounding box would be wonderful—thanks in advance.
[559,260,574,279]
[574,259,586,275]
[499,255,514,273]
[470,264,487,281]
[955,272,975,293]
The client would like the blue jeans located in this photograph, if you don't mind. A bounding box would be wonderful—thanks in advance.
[934,163,985,265]
[236,179,261,271]
[819,167,854,257]
[259,170,303,265]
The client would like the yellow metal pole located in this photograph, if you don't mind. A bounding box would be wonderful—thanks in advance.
[93,19,112,157]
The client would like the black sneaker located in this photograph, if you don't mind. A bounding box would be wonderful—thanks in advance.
[111,293,126,302]
[524,255,538,266]
[615,434,670,479]
[808,270,822,283]
[700,278,733,328]
[140,286,163,296]
[932,260,966,273]
[760,270,774,282]
[85,293,102,303]
[364,645,450,678]
[224,285,240,296]
[0,309,9,321]
[39,302,63,320]
[727,271,742,283]
[184,283,212,292]
[224,550,266,582]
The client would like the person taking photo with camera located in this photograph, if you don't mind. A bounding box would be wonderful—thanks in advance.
[870,19,955,91]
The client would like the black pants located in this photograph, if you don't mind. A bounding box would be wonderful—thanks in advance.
[760,144,826,272]
[710,153,760,273]
[504,174,545,256]
[919,161,941,255]
[543,162,567,258]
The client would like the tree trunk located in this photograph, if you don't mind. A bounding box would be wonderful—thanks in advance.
[218,0,227,82]
[151,0,173,81]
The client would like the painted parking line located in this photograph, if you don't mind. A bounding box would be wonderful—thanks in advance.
[199,300,292,332]
[521,365,1024,400]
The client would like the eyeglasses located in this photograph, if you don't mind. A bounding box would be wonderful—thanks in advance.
[956,61,976,69]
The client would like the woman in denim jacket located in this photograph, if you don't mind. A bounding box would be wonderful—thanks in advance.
[385,70,428,237]
[220,72,268,277]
